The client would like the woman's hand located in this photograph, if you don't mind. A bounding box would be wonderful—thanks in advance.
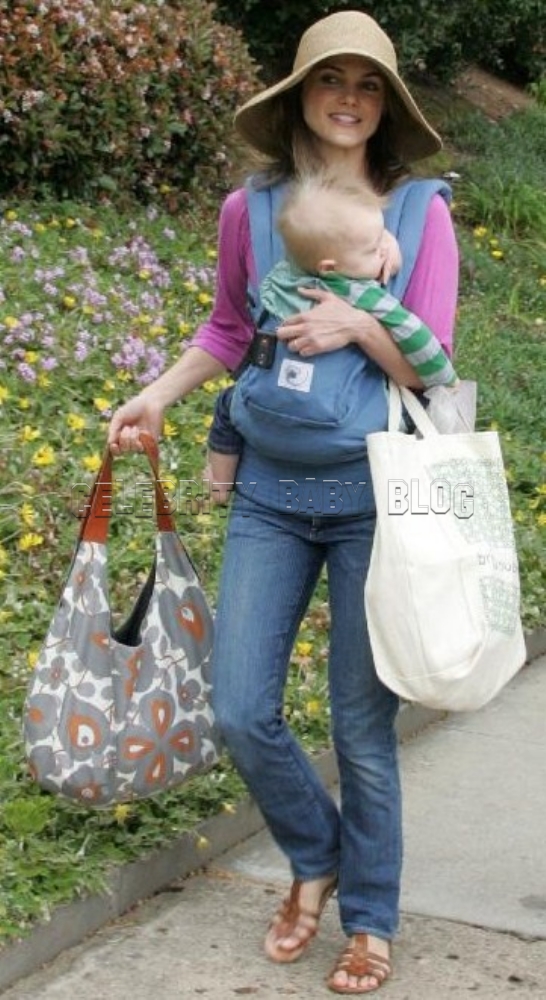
[276,287,367,356]
[277,286,423,387]
[107,393,165,454]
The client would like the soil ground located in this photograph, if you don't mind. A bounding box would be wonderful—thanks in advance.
[453,65,535,119]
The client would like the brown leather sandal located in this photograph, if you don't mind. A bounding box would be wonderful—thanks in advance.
[264,876,337,964]
[327,934,392,994]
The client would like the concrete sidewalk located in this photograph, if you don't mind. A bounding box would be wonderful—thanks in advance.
[2,654,546,998]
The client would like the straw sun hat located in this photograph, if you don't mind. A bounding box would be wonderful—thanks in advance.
[235,10,441,163]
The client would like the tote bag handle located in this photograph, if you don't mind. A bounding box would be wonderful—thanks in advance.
[79,433,175,544]
[387,379,440,438]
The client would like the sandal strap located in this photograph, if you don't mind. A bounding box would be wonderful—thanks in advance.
[329,933,392,987]
[270,878,332,940]
[266,876,338,962]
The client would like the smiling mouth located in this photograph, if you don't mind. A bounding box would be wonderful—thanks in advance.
[329,114,361,125]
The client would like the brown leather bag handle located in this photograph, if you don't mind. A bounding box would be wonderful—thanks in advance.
[80,433,176,544]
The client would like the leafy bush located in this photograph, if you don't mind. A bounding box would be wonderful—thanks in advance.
[0,0,259,205]
[214,0,545,86]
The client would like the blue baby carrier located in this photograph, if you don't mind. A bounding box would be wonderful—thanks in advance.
[230,177,451,464]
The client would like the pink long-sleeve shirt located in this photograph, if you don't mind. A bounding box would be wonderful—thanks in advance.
[191,186,459,369]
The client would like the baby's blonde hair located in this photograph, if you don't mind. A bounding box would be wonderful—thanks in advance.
[277,173,386,274]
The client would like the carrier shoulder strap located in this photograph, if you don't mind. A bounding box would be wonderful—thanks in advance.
[245,178,288,323]
[384,178,452,299]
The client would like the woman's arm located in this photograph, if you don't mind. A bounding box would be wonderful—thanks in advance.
[109,191,253,452]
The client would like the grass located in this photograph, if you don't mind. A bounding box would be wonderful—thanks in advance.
[0,92,545,945]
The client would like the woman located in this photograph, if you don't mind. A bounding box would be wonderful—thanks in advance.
[108,10,458,993]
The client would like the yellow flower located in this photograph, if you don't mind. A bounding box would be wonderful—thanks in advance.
[116,370,132,382]
[27,649,39,669]
[149,325,167,337]
[66,413,86,432]
[305,699,322,717]
[63,295,77,309]
[20,424,41,443]
[83,304,94,315]
[48,218,60,228]
[4,316,20,330]
[178,321,191,336]
[202,414,213,428]
[18,532,44,551]
[32,444,55,467]
[5,209,17,221]
[113,804,132,824]
[491,249,504,260]
[34,222,47,233]
[202,380,219,394]
[193,433,206,446]
[137,313,152,325]
[537,513,546,527]
[0,545,8,566]
[18,396,30,409]
[24,350,39,363]
[536,484,546,495]
[0,608,12,621]
[0,385,10,404]
[139,269,151,280]
[161,475,177,494]
[296,641,313,657]
[473,225,487,238]
[103,379,115,391]
[183,280,198,293]
[198,292,212,306]
[37,373,51,388]
[206,248,217,260]
[163,420,177,438]
[93,397,111,413]
[64,217,76,228]
[82,453,102,473]
[159,183,171,194]
[20,502,36,527]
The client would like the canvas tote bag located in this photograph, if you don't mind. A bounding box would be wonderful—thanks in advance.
[23,434,221,806]
[365,382,526,711]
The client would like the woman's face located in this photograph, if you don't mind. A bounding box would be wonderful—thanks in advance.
[301,55,386,157]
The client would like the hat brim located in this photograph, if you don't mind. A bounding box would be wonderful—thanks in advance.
[235,49,442,164]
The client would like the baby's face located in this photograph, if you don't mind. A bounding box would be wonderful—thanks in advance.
[334,204,388,280]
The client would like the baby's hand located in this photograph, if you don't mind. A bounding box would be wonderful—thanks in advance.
[379,230,402,285]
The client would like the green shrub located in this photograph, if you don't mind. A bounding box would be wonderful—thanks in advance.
[215,0,545,86]
[0,0,259,205]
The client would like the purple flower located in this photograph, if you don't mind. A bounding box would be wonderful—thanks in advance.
[17,362,36,382]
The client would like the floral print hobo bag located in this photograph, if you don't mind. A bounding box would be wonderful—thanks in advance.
[23,434,220,807]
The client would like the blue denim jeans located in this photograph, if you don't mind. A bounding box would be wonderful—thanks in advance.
[212,495,402,939]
